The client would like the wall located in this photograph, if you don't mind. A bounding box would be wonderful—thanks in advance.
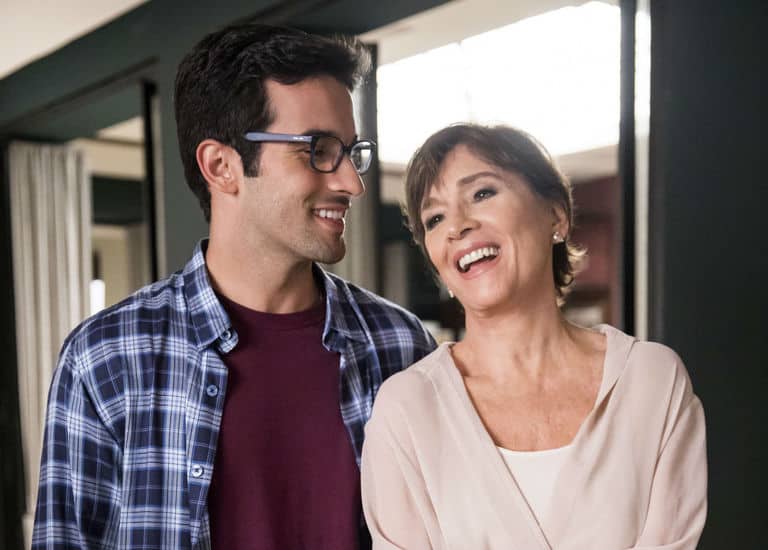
[92,224,152,307]
[648,0,767,546]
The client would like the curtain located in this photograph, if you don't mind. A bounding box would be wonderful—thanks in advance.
[8,142,91,546]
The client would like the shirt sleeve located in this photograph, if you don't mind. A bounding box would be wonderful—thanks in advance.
[632,361,708,550]
[361,395,445,550]
[32,347,122,549]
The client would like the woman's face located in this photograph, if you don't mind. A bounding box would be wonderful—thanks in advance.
[420,145,566,314]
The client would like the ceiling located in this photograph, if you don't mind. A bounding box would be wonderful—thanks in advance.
[0,0,148,79]
[1,0,615,79]
[360,0,611,64]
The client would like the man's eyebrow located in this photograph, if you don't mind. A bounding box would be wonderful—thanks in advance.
[301,129,359,143]
[301,128,337,137]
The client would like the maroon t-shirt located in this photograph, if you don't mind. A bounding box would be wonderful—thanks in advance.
[208,294,361,550]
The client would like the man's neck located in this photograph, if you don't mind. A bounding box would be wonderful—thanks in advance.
[204,237,321,314]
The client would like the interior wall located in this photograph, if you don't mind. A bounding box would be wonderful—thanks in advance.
[72,138,144,179]
[648,0,767,547]
[93,224,151,307]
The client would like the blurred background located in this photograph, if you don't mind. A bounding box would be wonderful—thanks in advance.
[0,0,764,548]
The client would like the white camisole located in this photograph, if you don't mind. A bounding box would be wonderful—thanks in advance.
[497,444,572,523]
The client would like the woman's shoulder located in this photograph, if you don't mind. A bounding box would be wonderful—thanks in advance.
[372,344,454,415]
[598,326,704,452]
[599,324,695,398]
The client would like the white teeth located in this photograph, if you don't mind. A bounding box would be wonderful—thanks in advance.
[458,246,499,271]
[317,209,345,220]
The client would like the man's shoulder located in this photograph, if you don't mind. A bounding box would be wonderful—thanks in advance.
[324,272,437,367]
[61,271,189,370]
[87,270,185,324]
[327,273,432,337]
[340,278,418,319]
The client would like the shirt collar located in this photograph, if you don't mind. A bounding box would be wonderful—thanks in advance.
[182,239,369,350]
[182,239,235,351]
[316,265,370,345]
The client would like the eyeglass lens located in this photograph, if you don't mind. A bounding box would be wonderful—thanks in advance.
[312,136,373,174]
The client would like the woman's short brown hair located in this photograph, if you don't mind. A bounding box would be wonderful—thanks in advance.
[404,123,584,301]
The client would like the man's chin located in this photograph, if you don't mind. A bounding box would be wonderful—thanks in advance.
[314,241,346,266]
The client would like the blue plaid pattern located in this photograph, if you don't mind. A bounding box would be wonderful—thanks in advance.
[32,240,436,549]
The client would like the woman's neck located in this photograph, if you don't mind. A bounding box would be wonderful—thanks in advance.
[455,294,608,389]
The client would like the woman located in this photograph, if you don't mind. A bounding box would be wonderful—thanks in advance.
[361,124,706,549]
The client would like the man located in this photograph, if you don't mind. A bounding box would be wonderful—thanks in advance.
[32,24,435,549]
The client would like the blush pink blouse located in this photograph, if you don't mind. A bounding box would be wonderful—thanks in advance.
[361,325,707,549]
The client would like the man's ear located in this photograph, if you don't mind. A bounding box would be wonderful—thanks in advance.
[196,139,242,196]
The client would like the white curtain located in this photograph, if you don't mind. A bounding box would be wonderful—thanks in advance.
[8,142,91,546]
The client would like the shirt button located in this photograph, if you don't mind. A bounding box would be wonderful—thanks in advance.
[191,464,204,478]
[221,329,232,341]
[206,384,219,397]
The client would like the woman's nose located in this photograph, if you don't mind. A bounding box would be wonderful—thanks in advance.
[447,208,478,240]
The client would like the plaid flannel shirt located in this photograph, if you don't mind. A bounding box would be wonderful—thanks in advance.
[32,240,436,549]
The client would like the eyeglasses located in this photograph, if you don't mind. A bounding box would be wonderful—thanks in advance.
[243,132,376,175]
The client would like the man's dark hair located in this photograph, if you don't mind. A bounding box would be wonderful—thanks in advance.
[405,123,585,303]
[174,23,370,222]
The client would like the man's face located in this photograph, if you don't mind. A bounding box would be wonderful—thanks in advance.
[238,75,365,265]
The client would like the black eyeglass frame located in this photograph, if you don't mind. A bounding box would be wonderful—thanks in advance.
[243,131,377,175]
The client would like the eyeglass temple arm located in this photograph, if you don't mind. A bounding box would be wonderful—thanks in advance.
[243,132,313,143]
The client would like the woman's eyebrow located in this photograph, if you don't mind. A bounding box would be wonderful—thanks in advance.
[421,195,443,211]
[457,171,503,186]
[421,171,503,211]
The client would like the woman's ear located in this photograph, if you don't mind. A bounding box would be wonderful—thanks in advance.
[551,204,570,240]
[196,139,242,196]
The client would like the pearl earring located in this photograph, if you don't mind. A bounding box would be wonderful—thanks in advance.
[448,288,455,299]
[552,231,564,244]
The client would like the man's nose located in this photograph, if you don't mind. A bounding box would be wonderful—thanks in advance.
[327,155,365,197]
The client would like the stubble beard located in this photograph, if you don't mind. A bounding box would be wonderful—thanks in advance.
[301,229,347,265]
